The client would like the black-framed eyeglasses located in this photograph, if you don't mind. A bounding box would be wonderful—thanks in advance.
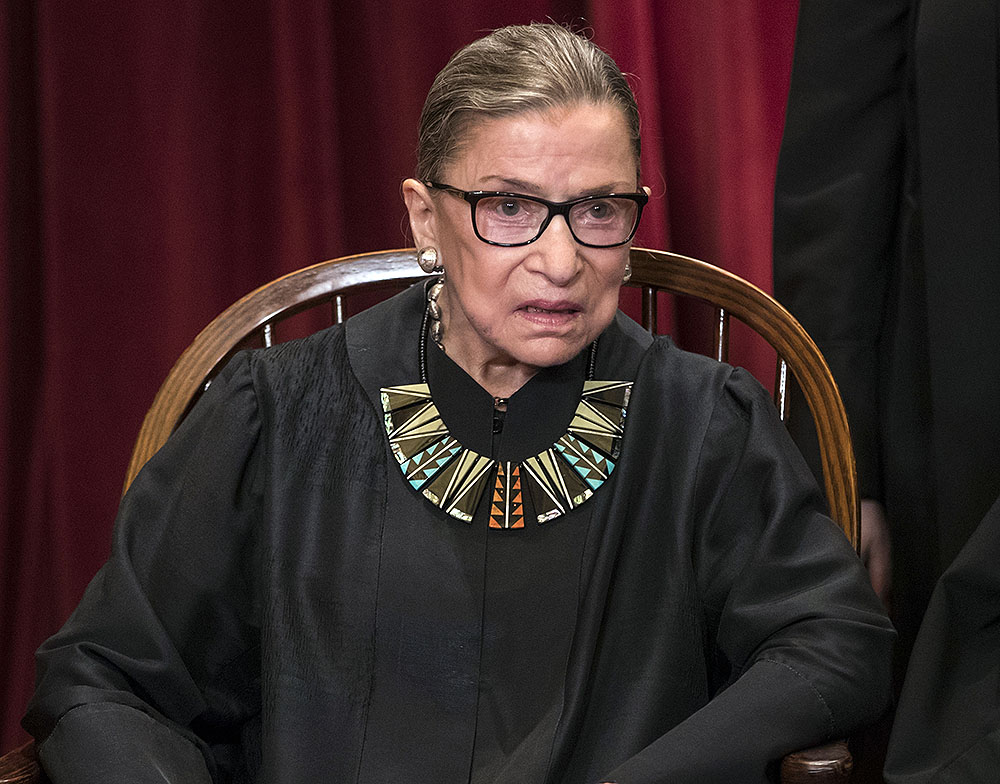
[425,181,648,248]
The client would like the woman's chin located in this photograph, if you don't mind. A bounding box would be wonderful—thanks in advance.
[510,335,593,369]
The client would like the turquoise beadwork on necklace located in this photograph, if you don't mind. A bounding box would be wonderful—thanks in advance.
[380,381,632,529]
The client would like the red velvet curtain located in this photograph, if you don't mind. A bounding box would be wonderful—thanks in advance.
[1,0,797,750]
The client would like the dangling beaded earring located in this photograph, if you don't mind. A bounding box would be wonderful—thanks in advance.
[426,278,444,348]
[418,246,444,274]
[622,262,632,284]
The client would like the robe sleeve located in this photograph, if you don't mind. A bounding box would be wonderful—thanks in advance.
[606,368,895,783]
[22,352,264,783]
[771,0,910,500]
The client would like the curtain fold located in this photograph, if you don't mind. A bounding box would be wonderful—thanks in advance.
[1,0,796,750]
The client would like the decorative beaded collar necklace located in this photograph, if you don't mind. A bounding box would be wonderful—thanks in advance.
[378,284,632,529]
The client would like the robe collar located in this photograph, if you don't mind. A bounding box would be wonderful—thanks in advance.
[425,337,588,462]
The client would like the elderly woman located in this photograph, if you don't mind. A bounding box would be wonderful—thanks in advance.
[24,23,892,784]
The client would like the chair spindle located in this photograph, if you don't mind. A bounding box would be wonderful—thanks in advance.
[641,285,658,334]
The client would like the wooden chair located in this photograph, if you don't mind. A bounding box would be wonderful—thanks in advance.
[0,247,858,783]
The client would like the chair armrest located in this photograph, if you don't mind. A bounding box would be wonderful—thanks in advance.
[0,741,46,784]
[781,740,852,782]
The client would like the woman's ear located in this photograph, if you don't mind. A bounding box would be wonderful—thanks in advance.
[402,178,438,249]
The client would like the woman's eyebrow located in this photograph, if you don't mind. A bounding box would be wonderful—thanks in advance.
[477,176,631,197]
[477,175,543,193]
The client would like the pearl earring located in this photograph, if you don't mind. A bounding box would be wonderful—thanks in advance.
[418,247,443,274]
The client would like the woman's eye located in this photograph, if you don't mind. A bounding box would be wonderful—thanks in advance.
[588,201,613,219]
[480,196,542,225]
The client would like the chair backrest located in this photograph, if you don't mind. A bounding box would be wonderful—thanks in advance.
[124,247,858,546]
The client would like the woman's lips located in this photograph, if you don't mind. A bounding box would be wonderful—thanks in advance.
[517,300,582,327]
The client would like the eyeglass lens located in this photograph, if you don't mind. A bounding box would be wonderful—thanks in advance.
[475,195,639,246]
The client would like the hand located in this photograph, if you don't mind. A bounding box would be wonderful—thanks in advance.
[860,499,891,608]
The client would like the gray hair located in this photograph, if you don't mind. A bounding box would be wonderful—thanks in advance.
[416,23,641,182]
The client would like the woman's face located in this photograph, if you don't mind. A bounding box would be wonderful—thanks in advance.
[404,102,640,390]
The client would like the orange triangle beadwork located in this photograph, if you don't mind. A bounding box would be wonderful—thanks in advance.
[380,381,632,527]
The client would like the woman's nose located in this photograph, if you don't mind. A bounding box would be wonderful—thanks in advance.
[527,215,582,285]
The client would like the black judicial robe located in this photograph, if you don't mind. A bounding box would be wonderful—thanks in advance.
[884,494,1000,782]
[24,284,893,783]
[773,0,1000,662]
